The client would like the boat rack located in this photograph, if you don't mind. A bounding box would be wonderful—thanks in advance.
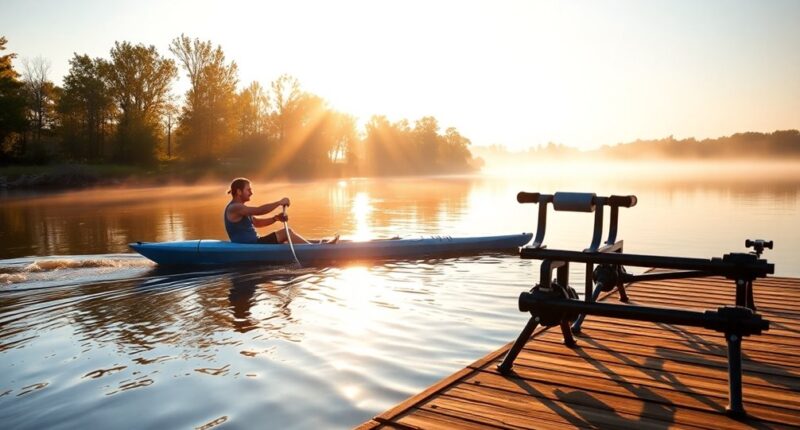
[499,191,774,418]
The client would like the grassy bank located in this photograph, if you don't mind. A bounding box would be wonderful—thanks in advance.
[0,160,358,189]
[0,162,233,189]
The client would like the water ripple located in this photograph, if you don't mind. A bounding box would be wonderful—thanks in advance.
[1,253,543,429]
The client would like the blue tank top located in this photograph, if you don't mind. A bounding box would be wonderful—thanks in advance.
[224,202,258,243]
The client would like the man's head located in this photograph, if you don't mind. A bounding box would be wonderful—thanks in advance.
[228,177,253,202]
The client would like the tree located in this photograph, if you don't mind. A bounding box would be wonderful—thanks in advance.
[103,41,177,164]
[261,74,303,175]
[413,116,440,172]
[21,57,55,141]
[363,115,414,175]
[21,56,61,161]
[59,54,115,160]
[230,81,271,167]
[0,36,27,162]
[362,115,386,172]
[360,115,474,175]
[162,96,179,159]
[289,93,329,174]
[328,111,358,166]
[440,127,472,171]
[169,34,238,162]
[236,81,269,139]
[268,74,302,145]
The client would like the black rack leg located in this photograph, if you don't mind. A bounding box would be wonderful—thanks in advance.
[735,279,746,308]
[617,283,629,303]
[572,285,602,333]
[560,320,576,347]
[725,332,746,418]
[746,280,756,311]
[498,316,540,374]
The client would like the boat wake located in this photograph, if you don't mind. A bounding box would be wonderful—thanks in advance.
[0,254,155,287]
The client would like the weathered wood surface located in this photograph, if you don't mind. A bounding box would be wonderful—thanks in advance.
[358,276,800,429]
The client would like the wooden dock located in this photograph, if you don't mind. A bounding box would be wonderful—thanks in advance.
[358,276,800,429]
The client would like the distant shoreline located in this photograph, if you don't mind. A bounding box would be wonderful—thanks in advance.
[473,129,800,162]
[0,163,237,191]
[2,159,800,192]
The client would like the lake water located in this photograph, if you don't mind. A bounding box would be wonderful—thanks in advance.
[1,164,799,429]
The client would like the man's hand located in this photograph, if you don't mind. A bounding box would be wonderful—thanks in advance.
[279,197,290,207]
[274,213,289,223]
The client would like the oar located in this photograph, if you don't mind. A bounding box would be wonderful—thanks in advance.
[282,205,301,267]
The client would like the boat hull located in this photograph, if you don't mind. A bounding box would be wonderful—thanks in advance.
[129,233,533,266]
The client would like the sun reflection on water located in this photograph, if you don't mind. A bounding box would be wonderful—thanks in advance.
[158,211,186,242]
[334,265,378,337]
[351,192,374,241]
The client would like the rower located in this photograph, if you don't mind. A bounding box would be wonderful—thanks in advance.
[224,177,338,245]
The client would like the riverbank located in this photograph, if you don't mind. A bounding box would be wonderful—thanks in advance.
[0,164,131,189]
[0,161,479,190]
[0,162,282,190]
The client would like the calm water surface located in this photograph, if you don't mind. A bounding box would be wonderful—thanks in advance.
[1,167,799,429]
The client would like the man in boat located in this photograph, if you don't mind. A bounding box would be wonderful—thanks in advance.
[225,177,338,245]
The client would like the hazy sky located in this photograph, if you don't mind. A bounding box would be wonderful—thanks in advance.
[2,0,798,150]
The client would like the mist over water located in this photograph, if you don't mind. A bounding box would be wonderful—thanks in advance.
[1,167,798,429]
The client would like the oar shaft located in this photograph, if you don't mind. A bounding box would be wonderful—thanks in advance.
[283,205,301,267]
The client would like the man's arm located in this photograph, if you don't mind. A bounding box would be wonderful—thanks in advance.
[231,198,290,218]
[252,213,286,228]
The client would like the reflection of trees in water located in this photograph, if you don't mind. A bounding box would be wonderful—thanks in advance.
[1,174,797,258]
[61,267,309,357]
[0,186,230,258]
[309,177,479,235]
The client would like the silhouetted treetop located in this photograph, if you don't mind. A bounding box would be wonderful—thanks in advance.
[599,130,800,159]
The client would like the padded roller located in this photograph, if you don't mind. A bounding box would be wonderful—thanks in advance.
[553,192,596,212]
[607,195,638,208]
[517,191,542,204]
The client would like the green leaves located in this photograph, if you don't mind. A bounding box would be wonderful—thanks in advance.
[0,36,28,162]
[104,42,177,164]
[169,34,239,162]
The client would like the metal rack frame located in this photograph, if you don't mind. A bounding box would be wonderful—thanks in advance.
[499,191,774,418]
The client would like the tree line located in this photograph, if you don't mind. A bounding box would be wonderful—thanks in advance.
[0,35,477,177]
[596,131,800,159]
[474,130,800,164]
